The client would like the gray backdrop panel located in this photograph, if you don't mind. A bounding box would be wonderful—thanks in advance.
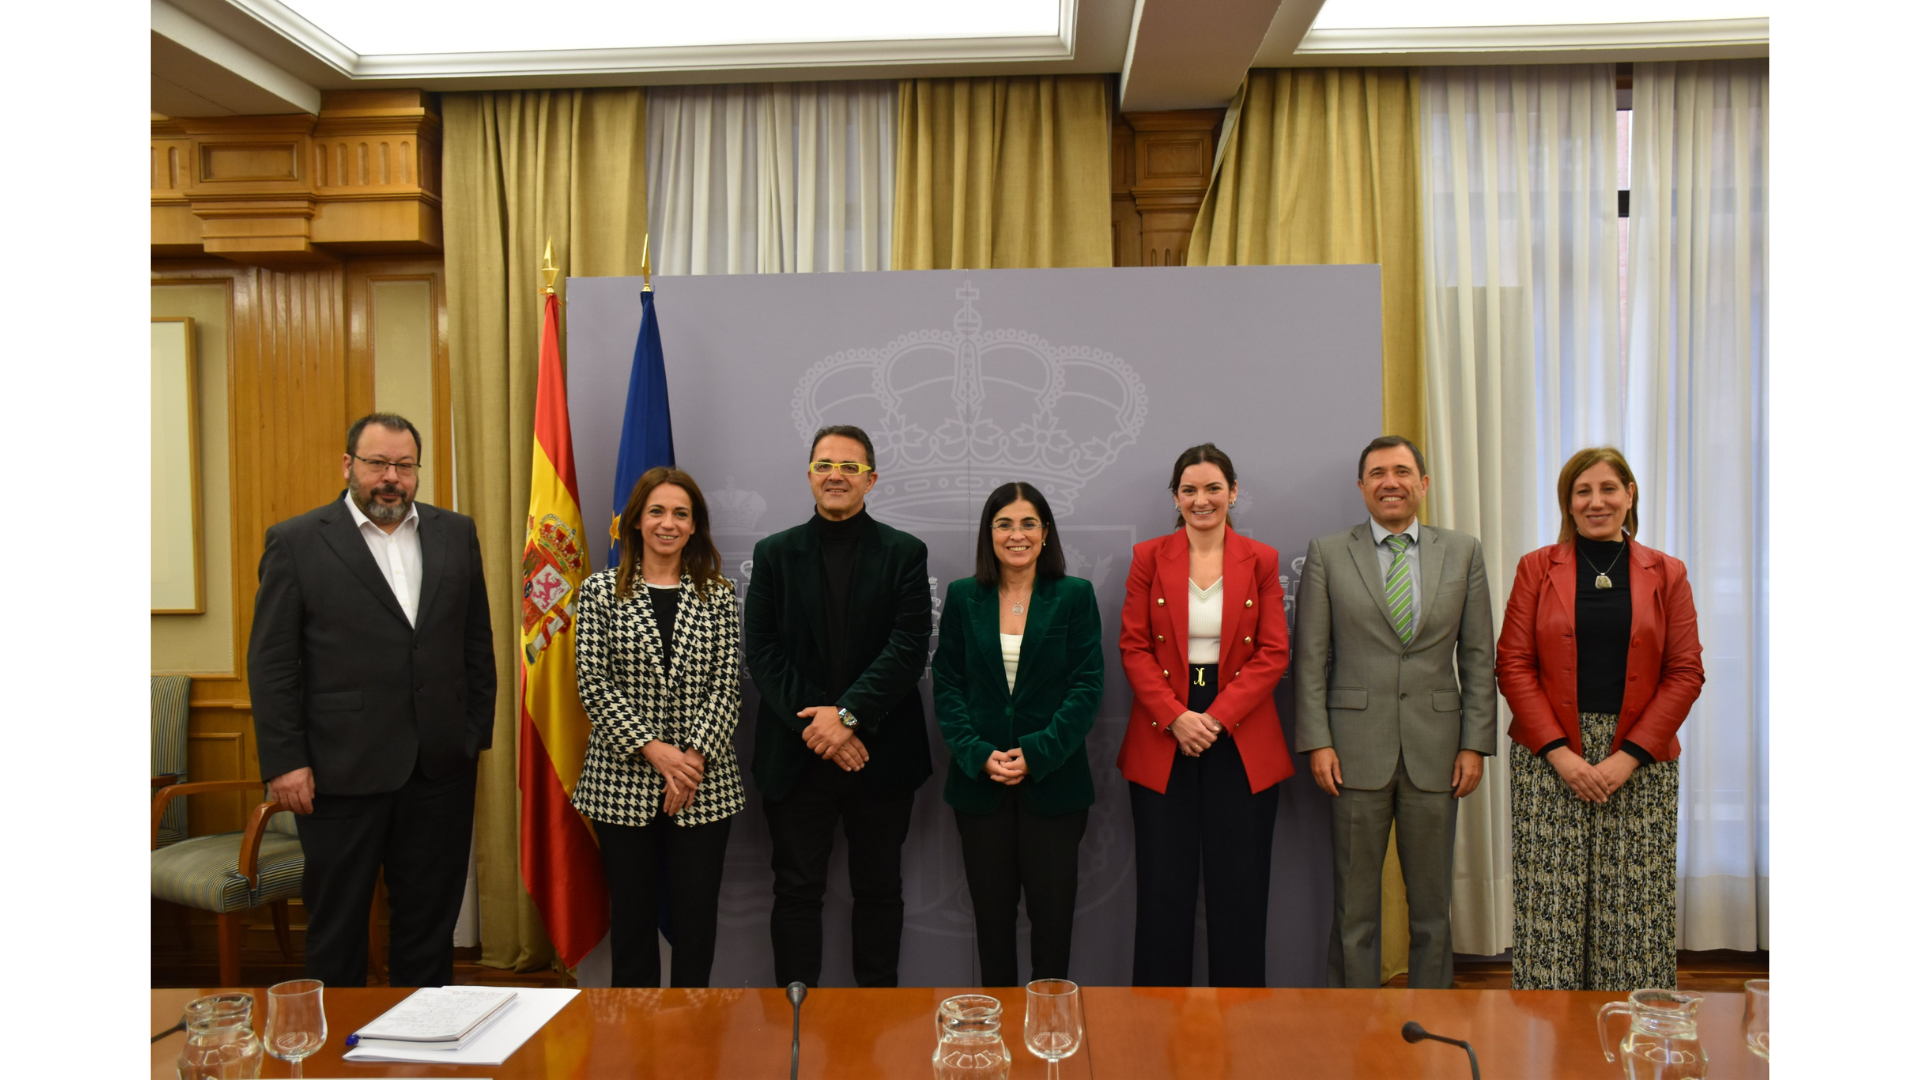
[566,265,1381,988]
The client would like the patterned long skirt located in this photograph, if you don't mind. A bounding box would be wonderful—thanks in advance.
[1510,712,1679,991]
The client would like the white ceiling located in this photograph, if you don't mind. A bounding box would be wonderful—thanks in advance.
[151,0,1768,118]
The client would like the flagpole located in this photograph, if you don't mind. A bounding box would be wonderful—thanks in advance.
[640,234,652,293]
[541,238,558,296]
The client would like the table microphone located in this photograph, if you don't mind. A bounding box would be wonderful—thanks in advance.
[1401,1020,1481,1080]
[787,981,808,1080]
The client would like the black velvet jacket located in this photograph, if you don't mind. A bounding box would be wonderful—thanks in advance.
[743,511,933,801]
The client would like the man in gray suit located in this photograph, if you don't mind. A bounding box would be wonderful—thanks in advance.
[1294,435,1495,989]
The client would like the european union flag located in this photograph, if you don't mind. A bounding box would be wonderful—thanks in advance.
[609,289,675,565]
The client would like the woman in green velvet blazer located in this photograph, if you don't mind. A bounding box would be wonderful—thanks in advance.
[932,481,1104,987]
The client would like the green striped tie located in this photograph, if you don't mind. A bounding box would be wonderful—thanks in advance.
[1385,534,1415,644]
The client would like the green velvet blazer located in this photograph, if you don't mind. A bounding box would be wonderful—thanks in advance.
[742,512,933,802]
[931,575,1104,816]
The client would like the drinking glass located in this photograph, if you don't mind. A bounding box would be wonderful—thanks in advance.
[1023,979,1084,1080]
[1743,979,1769,1060]
[263,979,327,1078]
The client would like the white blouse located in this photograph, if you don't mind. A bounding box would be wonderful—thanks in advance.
[1188,578,1224,663]
[1000,633,1023,692]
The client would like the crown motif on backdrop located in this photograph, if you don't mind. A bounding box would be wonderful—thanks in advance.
[791,281,1148,523]
[707,478,767,533]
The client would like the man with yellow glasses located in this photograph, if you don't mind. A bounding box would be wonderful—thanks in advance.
[744,424,932,988]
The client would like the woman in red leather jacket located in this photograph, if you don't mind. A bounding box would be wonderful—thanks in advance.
[1117,443,1293,987]
[1496,447,1704,991]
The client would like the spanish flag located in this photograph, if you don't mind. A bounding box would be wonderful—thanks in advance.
[518,288,609,968]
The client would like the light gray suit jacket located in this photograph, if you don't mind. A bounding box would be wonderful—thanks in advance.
[1293,521,1497,792]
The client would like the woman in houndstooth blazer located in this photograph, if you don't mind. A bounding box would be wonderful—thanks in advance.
[572,466,744,988]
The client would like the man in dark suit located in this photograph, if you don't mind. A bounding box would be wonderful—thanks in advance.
[248,413,497,987]
[1293,435,1496,990]
[744,424,931,987]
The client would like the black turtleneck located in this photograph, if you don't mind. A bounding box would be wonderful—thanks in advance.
[1574,534,1632,714]
[812,509,868,696]
[1540,533,1653,765]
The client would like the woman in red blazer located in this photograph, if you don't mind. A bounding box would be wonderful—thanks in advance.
[1496,447,1704,992]
[1118,443,1293,987]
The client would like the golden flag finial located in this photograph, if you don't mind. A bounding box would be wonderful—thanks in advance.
[641,234,652,293]
[540,238,559,295]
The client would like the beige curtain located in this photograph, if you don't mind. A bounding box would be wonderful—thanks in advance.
[1189,68,1425,449]
[893,75,1112,269]
[442,89,649,971]
[1188,67,1425,985]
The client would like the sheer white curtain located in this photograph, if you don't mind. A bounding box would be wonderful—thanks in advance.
[1626,59,1768,951]
[1418,65,1622,956]
[647,81,896,274]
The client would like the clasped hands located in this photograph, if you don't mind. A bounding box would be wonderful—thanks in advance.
[642,740,708,816]
[983,747,1029,785]
[1170,710,1225,756]
[799,706,869,772]
[1547,746,1639,803]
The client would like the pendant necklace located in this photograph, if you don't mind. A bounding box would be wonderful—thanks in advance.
[1581,541,1627,590]
[1006,587,1032,615]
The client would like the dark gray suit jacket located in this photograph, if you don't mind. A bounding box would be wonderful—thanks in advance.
[247,495,497,796]
[1293,521,1496,792]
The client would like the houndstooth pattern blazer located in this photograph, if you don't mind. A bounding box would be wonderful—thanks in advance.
[571,568,745,828]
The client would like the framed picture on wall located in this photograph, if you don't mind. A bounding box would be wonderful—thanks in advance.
[153,316,204,615]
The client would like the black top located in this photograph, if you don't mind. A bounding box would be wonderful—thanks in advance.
[642,583,681,670]
[814,509,866,697]
[1541,534,1652,765]
[1574,534,1632,713]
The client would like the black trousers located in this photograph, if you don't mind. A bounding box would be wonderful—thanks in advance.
[595,813,733,988]
[295,762,475,987]
[1129,665,1279,988]
[764,757,916,987]
[953,798,1087,988]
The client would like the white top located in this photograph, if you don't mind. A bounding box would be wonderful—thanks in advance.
[344,492,422,626]
[1187,577,1224,663]
[1000,633,1023,692]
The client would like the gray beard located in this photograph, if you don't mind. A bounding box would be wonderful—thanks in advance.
[353,483,412,525]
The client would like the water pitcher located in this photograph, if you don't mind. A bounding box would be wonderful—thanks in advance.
[933,994,1010,1080]
[1596,988,1708,1079]
[176,993,264,1080]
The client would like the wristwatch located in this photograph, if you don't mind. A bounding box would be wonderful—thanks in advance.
[837,707,860,729]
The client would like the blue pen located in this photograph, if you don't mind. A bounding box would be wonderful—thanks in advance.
[344,1033,360,1048]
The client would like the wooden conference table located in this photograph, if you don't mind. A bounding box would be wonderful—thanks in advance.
[151,984,1765,1079]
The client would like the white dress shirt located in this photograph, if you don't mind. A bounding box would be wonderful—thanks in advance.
[1188,577,1224,663]
[344,492,423,627]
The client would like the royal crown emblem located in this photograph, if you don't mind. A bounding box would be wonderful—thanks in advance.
[708,478,768,533]
[791,281,1148,524]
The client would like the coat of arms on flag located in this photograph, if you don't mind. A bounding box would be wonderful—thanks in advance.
[521,512,585,667]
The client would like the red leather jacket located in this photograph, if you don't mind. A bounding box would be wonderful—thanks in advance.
[1495,539,1705,759]
[1116,527,1294,793]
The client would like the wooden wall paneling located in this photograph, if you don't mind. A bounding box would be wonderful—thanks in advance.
[153,255,372,982]
[1120,110,1224,267]
[345,257,451,505]
[152,122,200,256]
[156,91,443,265]
[1111,115,1143,267]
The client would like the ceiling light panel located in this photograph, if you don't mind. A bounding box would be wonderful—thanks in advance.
[1312,1,1765,30]
[277,0,1062,55]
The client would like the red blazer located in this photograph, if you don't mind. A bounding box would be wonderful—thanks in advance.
[1117,526,1294,793]
[1495,539,1705,760]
